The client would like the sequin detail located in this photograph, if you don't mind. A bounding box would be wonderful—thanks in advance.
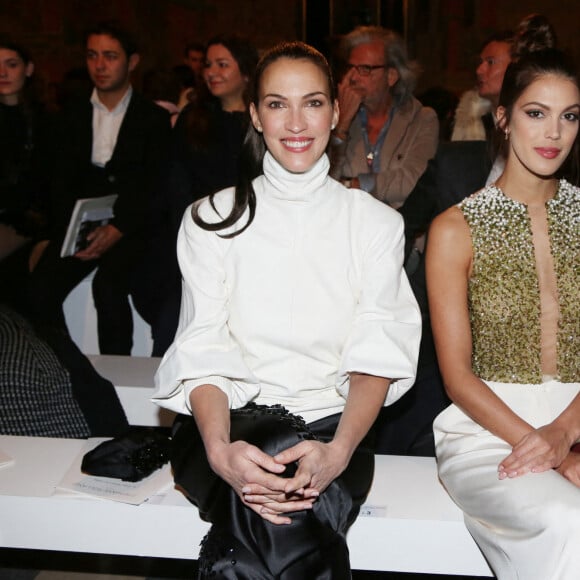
[460,179,579,383]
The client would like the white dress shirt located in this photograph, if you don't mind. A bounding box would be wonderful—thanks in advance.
[90,86,132,167]
[152,152,421,424]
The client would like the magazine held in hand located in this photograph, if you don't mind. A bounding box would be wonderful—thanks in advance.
[60,194,118,258]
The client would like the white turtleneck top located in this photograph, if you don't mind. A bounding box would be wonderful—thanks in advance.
[152,152,421,424]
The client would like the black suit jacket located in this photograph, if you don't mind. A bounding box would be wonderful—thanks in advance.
[49,91,171,241]
[398,139,494,265]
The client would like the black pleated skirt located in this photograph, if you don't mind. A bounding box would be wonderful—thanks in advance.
[171,403,375,579]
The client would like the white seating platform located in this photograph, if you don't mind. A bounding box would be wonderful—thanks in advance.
[0,355,493,577]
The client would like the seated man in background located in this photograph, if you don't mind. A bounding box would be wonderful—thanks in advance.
[28,20,171,355]
[329,25,438,209]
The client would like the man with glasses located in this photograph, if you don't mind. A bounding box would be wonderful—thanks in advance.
[329,26,438,209]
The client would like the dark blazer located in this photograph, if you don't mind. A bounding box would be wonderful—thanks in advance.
[49,90,171,241]
[429,140,493,212]
[398,139,493,259]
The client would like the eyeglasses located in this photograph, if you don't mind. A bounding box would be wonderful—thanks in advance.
[347,63,387,76]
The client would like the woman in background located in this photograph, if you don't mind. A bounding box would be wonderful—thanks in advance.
[169,34,259,224]
[153,41,421,577]
[0,38,49,263]
[0,38,51,311]
[427,41,580,579]
[145,35,259,356]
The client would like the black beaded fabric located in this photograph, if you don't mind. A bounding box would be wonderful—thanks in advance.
[81,427,172,482]
[172,403,366,579]
[0,305,90,438]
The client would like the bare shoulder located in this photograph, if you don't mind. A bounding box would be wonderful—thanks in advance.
[429,205,471,246]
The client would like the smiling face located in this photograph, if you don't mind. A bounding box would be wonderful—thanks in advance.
[0,48,33,105]
[249,57,339,174]
[499,73,580,178]
[203,43,247,110]
[86,34,138,97]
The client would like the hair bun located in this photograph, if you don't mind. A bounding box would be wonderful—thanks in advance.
[512,14,558,60]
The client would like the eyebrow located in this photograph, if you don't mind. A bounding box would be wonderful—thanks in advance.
[87,50,120,56]
[524,100,580,109]
[262,91,328,100]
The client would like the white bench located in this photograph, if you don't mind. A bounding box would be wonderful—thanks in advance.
[0,355,493,577]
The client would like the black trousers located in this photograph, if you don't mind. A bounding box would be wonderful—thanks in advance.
[27,238,143,355]
[171,404,375,580]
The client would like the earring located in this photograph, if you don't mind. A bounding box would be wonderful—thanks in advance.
[256,125,263,133]
[504,130,509,141]
[331,123,336,130]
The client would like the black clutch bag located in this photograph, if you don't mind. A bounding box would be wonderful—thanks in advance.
[81,426,172,482]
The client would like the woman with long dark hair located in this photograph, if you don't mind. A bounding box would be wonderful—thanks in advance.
[427,38,580,580]
[153,41,421,577]
[0,38,49,263]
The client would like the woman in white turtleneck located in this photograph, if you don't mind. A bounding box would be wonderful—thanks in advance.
[153,41,421,579]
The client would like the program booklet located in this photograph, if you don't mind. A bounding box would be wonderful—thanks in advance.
[60,194,118,258]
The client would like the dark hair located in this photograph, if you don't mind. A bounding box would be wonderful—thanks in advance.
[511,14,557,60]
[84,20,138,58]
[183,42,205,58]
[0,37,36,106]
[142,69,181,104]
[479,30,514,53]
[0,37,31,64]
[498,49,580,184]
[340,26,418,105]
[172,64,197,90]
[193,41,335,237]
[181,35,257,152]
[206,34,259,105]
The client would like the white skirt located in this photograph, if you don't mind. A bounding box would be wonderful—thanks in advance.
[434,380,580,580]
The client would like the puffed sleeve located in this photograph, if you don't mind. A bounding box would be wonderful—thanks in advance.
[151,197,260,414]
[337,200,421,405]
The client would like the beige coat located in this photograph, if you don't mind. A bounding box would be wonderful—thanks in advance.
[329,97,438,209]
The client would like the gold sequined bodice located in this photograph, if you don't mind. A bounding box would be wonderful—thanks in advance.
[460,180,579,384]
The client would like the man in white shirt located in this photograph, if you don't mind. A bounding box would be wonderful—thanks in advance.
[28,21,171,355]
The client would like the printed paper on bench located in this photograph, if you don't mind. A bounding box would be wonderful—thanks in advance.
[56,438,172,505]
[60,194,118,258]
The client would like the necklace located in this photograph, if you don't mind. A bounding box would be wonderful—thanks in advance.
[360,107,396,171]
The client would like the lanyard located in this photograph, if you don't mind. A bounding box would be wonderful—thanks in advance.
[359,106,396,172]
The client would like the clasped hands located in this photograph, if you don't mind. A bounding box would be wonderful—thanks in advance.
[498,422,580,486]
[75,224,123,260]
[207,438,349,525]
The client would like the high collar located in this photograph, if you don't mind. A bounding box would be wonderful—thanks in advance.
[261,151,330,202]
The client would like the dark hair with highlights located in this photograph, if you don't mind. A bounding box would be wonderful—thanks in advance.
[192,41,335,237]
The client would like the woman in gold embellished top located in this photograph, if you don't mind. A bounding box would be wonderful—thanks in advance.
[426,42,580,580]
